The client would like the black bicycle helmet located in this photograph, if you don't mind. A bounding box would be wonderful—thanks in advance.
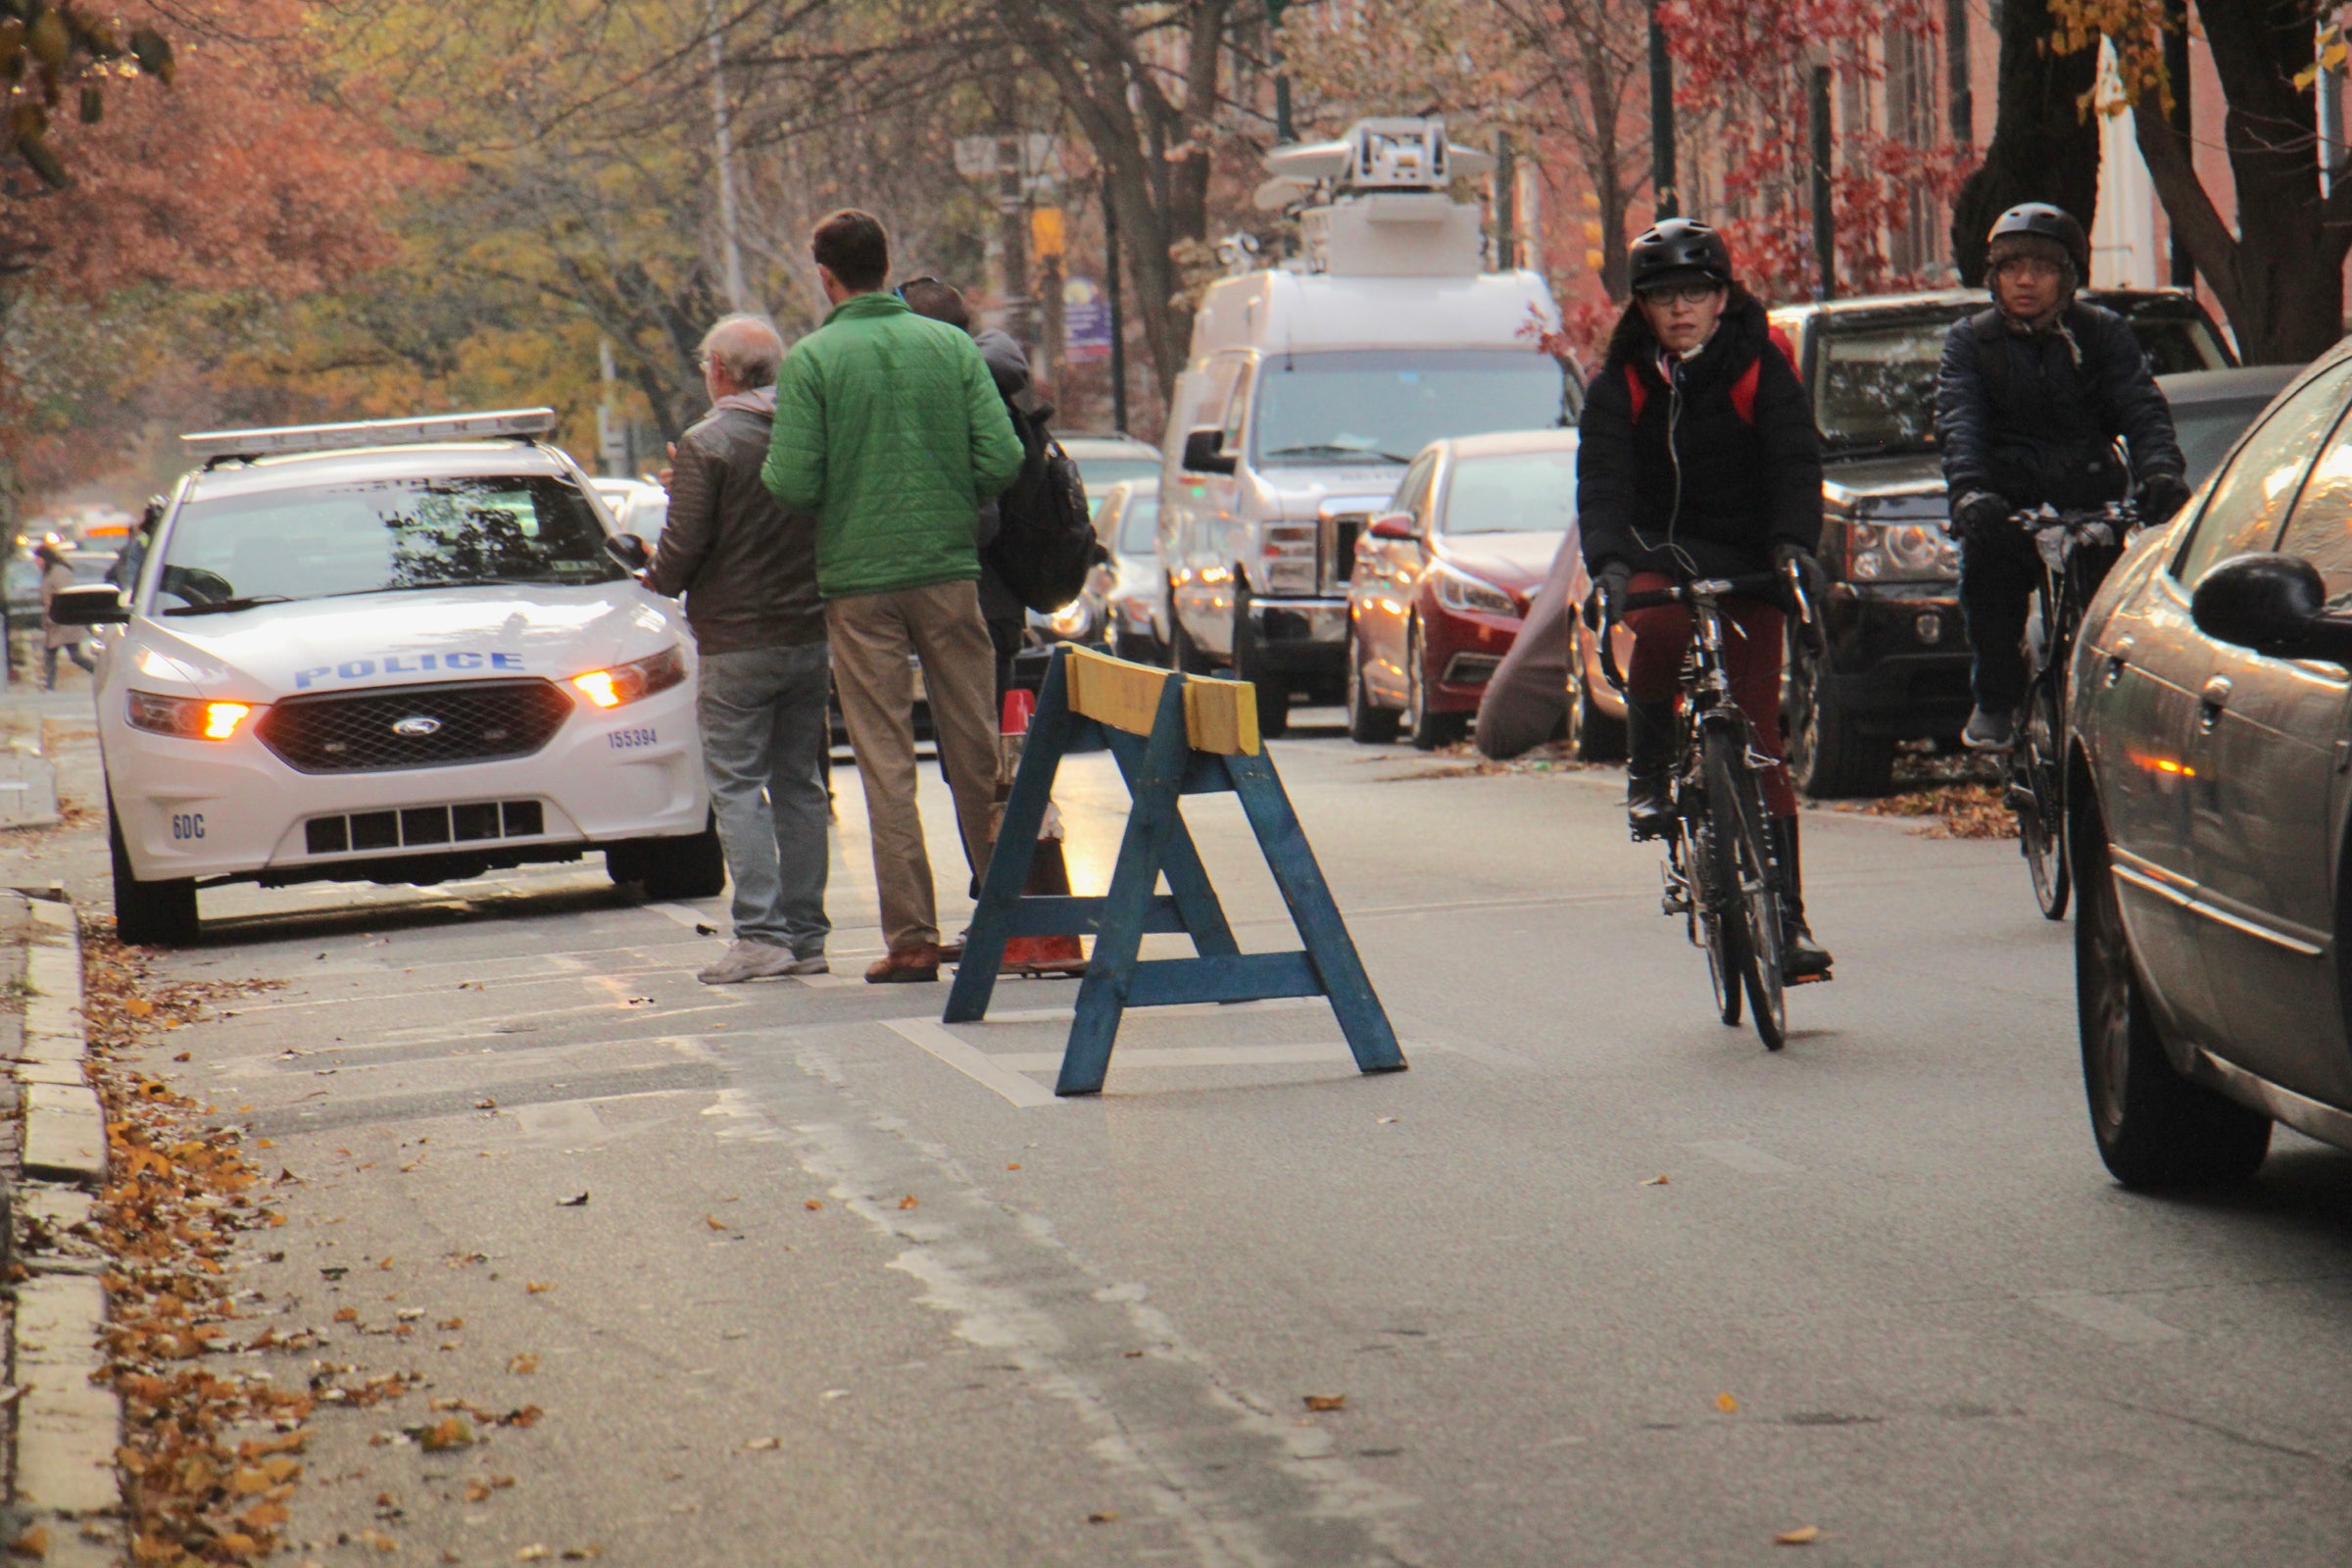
[1629,219,1733,294]
[1984,203,2089,282]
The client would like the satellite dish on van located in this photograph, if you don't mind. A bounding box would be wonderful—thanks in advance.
[1253,175,1312,212]
[1265,120,1495,192]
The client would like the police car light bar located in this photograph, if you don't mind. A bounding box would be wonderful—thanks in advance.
[180,409,560,465]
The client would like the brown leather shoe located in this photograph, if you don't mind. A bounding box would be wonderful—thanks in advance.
[864,946,943,984]
[934,940,965,963]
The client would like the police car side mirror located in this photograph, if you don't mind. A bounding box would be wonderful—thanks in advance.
[48,584,128,626]
[2189,552,2352,664]
[605,532,652,571]
[1181,427,1236,476]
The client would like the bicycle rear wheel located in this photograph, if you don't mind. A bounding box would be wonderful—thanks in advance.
[1704,728,1786,1051]
[2018,668,2070,920]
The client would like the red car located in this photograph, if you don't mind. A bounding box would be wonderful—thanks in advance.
[1346,430,1579,749]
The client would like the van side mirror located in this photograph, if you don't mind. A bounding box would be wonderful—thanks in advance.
[48,584,128,626]
[1366,512,1417,541]
[605,532,652,571]
[2190,552,2352,665]
[1181,427,1236,476]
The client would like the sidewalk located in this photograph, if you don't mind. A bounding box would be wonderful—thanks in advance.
[0,890,121,1565]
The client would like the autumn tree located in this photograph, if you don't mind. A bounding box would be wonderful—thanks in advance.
[0,0,173,194]
[1950,0,2100,285]
[2059,0,2350,364]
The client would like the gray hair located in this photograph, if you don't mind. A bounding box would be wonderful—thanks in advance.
[698,313,784,388]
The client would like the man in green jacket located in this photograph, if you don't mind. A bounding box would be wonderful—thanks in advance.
[762,208,1026,983]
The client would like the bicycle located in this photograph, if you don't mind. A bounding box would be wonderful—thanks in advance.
[1598,563,1825,1052]
[1999,502,2135,921]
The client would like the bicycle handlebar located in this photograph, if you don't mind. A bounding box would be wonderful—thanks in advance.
[1595,566,1820,694]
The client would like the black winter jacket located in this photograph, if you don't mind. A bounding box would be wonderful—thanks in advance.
[1934,302,2184,512]
[1577,291,1824,581]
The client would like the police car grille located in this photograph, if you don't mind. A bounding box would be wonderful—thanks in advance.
[257,680,574,773]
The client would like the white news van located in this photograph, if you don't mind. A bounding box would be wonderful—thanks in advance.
[1157,118,1574,734]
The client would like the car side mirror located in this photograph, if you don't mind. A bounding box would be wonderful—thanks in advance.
[1181,427,1236,476]
[1366,512,1417,541]
[48,584,128,626]
[2190,552,2352,665]
[605,532,652,571]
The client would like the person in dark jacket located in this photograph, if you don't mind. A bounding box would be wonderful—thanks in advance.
[1578,218,1833,980]
[646,313,832,985]
[1934,203,2188,750]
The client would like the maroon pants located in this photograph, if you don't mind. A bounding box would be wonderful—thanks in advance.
[1623,570,1795,817]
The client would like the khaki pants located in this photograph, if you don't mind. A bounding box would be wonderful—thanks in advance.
[825,579,1001,954]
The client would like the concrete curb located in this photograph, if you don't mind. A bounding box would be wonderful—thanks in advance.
[7,891,122,1563]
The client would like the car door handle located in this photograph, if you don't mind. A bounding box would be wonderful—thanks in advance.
[2103,635,2135,688]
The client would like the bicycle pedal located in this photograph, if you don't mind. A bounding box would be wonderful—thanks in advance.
[1786,967,1834,987]
[2003,784,2036,812]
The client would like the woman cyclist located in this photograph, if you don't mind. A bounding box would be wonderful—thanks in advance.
[1577,219,1833,981]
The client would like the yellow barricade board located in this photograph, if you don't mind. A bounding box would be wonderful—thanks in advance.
[1063,646,1259,756]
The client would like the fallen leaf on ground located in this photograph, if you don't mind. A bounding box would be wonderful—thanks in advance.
[898,1195,918,1210]
[334,1307,360,1323]
[8,1523,48,1557]
[560,1551,602,1562]
[1774,1526,1822,1545]
[1086,1510,1120,1524]
[694,922,716,936]
[744,1437,781,1451]
[525,1282,553,1294]
[1006,1162,1021,1170]
[1376,1115,1398,1124]
[1715,1394,1740,1414]
[1640,1174,1670,1186]
[464,1480,494,1501]
[124,997,153,1017]
[559,1193,589,1207]
[172,1051,191,1062]
[803,1200,822,1210]
[420,1416,474,1450]
[1303,1395,1347,1412]
[515,1548,551,1563]
[705,1214,729,1232]
[439,1317,464,1330]
[363,1530,398,1553]
[508,1354,539,1375]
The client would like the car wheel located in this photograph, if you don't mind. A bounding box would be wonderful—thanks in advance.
[2075,796,2271,1190]
[1169,579,1213,675]
[1404,618,1465,752]
[1785,643,1893,798]
[1346,624,1401,744]
[1565,622,1627,763]
[1231,586,1291,740]
[109,795,199,947]
[612,813,727,902]
[1112,629,1163,667]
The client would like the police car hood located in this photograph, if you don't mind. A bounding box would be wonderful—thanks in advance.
[128,585,678,699]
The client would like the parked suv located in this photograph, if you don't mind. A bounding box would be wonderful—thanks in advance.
[1767,288,2234,796]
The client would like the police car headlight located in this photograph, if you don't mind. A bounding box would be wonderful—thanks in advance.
[1430,561,1518,616]
[126,690,254,741]
[570,644,688,709]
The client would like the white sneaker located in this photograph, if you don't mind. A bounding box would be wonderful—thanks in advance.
[698,940,807,984]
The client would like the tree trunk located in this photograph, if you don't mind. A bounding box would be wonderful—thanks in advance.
[2130,0,2346,365]
[1949,0,2100,284]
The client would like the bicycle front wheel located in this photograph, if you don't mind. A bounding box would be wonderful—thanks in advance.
[1703,727,1786,1051]
[1685,770,1746,1027]
[2018,669,2071,920]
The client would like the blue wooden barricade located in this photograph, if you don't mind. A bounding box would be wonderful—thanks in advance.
[943,645,1405,1097]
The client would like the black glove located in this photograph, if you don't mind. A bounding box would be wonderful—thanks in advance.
[2139,471,2191,525]
[1950,490,2010,541]
[1585,560,1632,630]
[1774,541,1827,604]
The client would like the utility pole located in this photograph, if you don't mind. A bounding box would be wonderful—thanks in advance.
[1810,66,1836,301]
[1494,131,1517,270]
[1647,0,1678,218]
[2163,7,2194,287]
[1944,0,1973,144]
[1266,0,1295,143]
[707,0,749,312]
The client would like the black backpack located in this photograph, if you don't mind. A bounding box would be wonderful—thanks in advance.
[986,400,1102,613]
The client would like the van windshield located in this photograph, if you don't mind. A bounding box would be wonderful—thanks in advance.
[1251,349,1577,467]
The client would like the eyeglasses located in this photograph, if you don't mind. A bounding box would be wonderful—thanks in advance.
[894,276,943,300]
[1639,283,1723,306]
[1993,258,2064,280]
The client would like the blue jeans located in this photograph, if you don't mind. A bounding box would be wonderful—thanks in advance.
[697,643,832,955]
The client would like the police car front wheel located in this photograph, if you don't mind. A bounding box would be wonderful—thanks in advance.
[109,796,200,948]
[607,815,726,902]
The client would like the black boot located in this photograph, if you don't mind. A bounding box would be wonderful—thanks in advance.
[1771,815,1834,981]
[1625,700,1676,840]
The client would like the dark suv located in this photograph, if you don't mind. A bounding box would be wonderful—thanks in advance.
[1766,288,2235,796]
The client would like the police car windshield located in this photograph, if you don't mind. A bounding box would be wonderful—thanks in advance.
[155,475,624,613]
[1252,350,1578,467]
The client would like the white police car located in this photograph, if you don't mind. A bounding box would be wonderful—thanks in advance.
[53,410,720,946]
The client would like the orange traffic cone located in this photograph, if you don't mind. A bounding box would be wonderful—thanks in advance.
[996,688,1087,977]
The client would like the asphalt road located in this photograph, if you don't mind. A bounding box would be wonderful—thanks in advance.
[13,678,2352,1567]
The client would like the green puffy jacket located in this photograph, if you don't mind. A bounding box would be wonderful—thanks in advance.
[760,292,1026,601]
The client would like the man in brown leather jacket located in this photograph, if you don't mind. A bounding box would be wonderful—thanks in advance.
[646,314,832,983]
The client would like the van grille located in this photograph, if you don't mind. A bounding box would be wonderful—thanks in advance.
[257,680,573,774]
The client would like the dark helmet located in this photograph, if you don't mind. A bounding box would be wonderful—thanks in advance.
[1629,219,1733,294]
[1985,203,2089,282]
